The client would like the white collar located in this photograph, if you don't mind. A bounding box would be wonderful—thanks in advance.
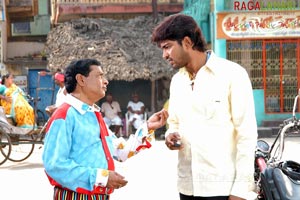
[65,94,100,115]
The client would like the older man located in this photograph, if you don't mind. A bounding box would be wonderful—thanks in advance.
[42,58,168,200]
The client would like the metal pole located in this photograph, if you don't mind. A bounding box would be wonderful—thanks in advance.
[152,0,158,23]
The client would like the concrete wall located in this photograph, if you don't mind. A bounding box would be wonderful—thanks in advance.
[6,42,45,58]
[254,89,300,126]
[7,0,50,59]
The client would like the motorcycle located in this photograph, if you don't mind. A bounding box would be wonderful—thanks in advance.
[254,90,300,200]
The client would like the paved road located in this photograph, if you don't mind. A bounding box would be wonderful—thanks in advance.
[0,141,179,200]
[0,137,300,200]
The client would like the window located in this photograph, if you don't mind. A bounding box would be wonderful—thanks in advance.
[13,22,31,34]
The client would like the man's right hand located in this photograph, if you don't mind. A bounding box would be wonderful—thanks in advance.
[165,132,183,150]
[107,171,128,189]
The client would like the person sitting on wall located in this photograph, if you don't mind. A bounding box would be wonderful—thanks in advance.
[101,93,123,136]
[127,93,145,131]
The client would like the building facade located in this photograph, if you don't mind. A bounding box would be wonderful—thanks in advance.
[0,0,184,119]
[209,0,300,126]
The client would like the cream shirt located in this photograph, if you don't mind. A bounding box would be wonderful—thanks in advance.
[101,101,121,120]
[166,51,258,199]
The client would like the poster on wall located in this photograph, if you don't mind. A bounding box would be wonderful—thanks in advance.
[14,75,28,93]
[217,11,300,39]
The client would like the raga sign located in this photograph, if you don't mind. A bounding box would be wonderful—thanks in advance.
[234,0,296,11]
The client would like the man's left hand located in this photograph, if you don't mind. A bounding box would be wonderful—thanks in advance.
[147,109,168,130]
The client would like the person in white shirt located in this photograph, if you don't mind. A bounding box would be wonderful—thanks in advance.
[45,72,67,116]
[54,72,66,107]
[101,93,123,136]
[127,93,145,130]
[151,14,258,200]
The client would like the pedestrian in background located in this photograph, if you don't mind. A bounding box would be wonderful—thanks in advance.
[151,14,257,200]
[45,72,67,116]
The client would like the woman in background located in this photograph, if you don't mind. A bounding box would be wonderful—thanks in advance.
[0,74,35,128]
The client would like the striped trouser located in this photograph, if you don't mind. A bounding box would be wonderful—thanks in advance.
[53,187,110,200]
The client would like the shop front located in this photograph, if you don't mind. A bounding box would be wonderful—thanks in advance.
[216,10,300,125]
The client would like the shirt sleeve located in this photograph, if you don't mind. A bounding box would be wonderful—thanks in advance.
[116,102,121,112]
[95,169,109,187]
[165,78,180,137]
[229,68,258,198]
[112,122,154,162]
[140,101,145,108]
[0,85,6,95]
[101,103,105,113]
[127,101,132,109]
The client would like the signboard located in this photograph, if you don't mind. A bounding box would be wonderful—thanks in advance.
[14,75,28,93]
[217,11,300,39]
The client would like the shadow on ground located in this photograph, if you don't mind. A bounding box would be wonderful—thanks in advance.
[0,162,44,170]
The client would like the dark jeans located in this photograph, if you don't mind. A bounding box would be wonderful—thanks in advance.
[180,193,229,200]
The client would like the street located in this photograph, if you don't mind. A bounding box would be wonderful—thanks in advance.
[0,140,179,200]
[0,137,300,200]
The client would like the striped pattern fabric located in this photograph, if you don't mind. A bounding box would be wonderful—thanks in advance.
[54,187,110,200]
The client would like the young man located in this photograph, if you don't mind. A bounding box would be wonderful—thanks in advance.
[151,14,258,200]
[42,59,168,200]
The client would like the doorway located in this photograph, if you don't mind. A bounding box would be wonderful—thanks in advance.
[263,39,300,113]
[227,39,300,113]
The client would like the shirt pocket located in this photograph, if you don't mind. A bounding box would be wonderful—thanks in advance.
[204,99,221,120]
[193,95,227,122]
